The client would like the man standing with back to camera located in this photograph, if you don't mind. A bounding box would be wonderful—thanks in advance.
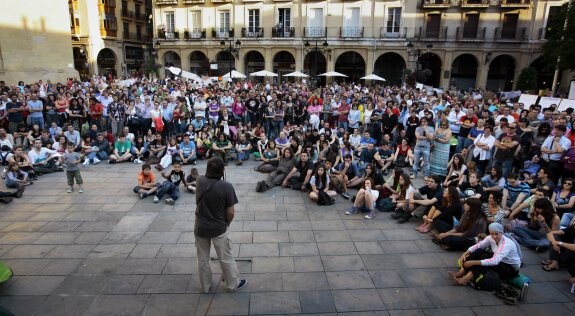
[194,157,247,293]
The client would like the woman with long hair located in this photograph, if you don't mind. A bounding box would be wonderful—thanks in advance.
[443,154,467,187]
[389,172,416,211]
[394,138,414,167]
[430,118,452,177]
[309,163,337,202]
[551,178,575,217]
[346,178,380,219]
[432,198,487,251]
[255,140,280,173]
[417,186,462,233]
[512,198,560,252]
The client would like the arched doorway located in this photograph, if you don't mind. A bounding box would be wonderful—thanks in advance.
[335,52,366,82]
[487,55,515,91]
[529,56,554,89]
[416,53,441,87]
[374,53,406,86]
[244,51,265,75]
[96,48,117,77]
[189,51,209,76]
[451,54,478,90]
[163,51,181,77]
[216,51,234,76]
[304,51,327,87]
[73,47,89,80]
[273,51,295,78]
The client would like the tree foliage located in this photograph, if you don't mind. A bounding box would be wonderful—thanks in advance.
[516,67,538,91]
[542,2,575,71]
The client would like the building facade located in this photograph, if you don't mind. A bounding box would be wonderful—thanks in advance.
[0,0,78,84]
[151,0,569,91]
[70,0,153,79]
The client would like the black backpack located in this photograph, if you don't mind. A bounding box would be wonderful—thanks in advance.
[471,270,502,291]
[317,190,334,206]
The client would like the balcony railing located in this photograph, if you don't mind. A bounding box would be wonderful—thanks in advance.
[421,0,451,9]
[155,0,178,5]
[272,27,295,38]
[304,27,326,38]
[125,32,150,42]
[241,27,264,38]
[183,0,205,3]
[212,28,234,38]
[417,26,448,40]
[455,26,486,40]
[340,27,364,38]
[461,0,490,7]
[157,29,180,40]
[500,0,531,7]
[494,26,527,41]
[184,28,206,39]
[380,27,407,39]
[211,0,232,3]
[121,10,143,20]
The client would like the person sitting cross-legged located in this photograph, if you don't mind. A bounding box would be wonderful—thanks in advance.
[133,163,159,199]
[108,133,132,164]
[345,178,380,219]
[154,161,187,205]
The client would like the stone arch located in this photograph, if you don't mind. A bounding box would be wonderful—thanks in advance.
[529,56,554,89]
[215,51,234,76]
[374,52,406,85]
[244,50,265,75]
[450,53,479,90]
[273,51,296,77]
[96,48,117,77]
[417,52,442,87]
[189,51,210,76]
[487,54,516,91]
[304,51,327,87]
[334,51,366,82]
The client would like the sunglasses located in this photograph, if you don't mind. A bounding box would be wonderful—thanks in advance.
[565,182,573,186]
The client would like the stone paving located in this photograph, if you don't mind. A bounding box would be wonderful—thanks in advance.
[0,160,573,315]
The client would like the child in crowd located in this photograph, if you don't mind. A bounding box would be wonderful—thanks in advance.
[63,142,84,193]
[520,154,541,180]
[134,163,159,199]
[154,161,186,205]
[4,162,29,197]
[186,167,199,193]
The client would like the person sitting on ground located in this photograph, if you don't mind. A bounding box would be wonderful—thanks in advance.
[235,133,252,166]
[257,148,295,193]
[508,188,548,221]
[212,133,232,165]
[387,172,417,212]
[132,135,148,164]
[432,198,488,251]
[543,216,575,275]
[501,172,531,212]
[450,222,522,286]
[255,140,280,173]
[511,198,560,252]
[4,162,29,196]
[417,186,462,233]
[157,137,179,171]
[393,138,414,168]
[282,151,314,191]
[309,163,337,203]
[274,131,289,150]
[154,161,187,205]
[186,167,199,193]
[481,166,506,199]
[458,171,484,201]
[83,133,110,165]
[551,178,575,218]
[349,163,384,190]
[147,133,166,164]
[177,134,196,166]
[27,139,62,174]
[374,141,395,175]
[519,154,542,181]
[109,133,132,164]
[345,178,380,219]
[485,191,507,224]
[332,154,361,199]
[134,163,159,199]
[396,175,444,223]
[8,145,38,180]
[524,167,555,194]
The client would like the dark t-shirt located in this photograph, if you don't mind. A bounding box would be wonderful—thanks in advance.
[494,133,520,160]
[418,185,444,208]
[166,170,185,186]
[459,182,484,198]
[6,102,23,122]
[296,160,314,182]
[194,176,239,238]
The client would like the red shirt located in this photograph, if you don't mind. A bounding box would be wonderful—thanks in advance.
[338,103,350,122]
[89,103,103,120]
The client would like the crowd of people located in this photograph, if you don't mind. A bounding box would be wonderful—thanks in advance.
[1,74,575,296]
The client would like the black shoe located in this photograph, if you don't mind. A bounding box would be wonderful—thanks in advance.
[256,181,263,192]
[15,184,25,198]
[0,197,13,203]
[237,279,247,290]
[390,212,404,219]
[397,213,412,223]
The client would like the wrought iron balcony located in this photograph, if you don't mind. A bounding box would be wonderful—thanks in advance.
[184,28,206,39]
[157,29,180,40]
[212,28,234,38]
[416,26,449,40]
[380,27,407,39]
[494,26,527,41]
[455,26,486,41]
[304,27,326,38]
[155,0,178,5]
[272,27,295,38]
[500,0,531,8]
[183,0,205,3]
[340,27,364,38]
[241,27,264,38]
[421,0,451,9]
[461,0,490,8]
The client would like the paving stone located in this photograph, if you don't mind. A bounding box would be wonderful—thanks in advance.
[139,231,181,244]
[252,257,294,273]
[299,290,337,313]
[0,295,48,316]
[279,242,319,256]
[0,232,45,244]
[252,231,288,243]
[243,220,278,232]
[163,257,198,274]
[38,259,82,275]
[326,271,375,290]
[383,229,423,241]
[34,232,80,244]
[399,268,452,287]
[424,286,480,308]
[100,232,144,244]
[103,275,145,294]
[157,244,197,258]
[73,232,107,244]
[45,245,95,259]
[522,282,572,303]
[314,230,351,242]
[348,230,386,242]
[3,244,55,258]
[400,254,445,268]
[1,222,47,232]
[129,243,162,258]
[84,295,148,316]
[379,288,434,310]
[288,230,315,242]
[422,307,475,316]
[3,258,50,275]
[518,303,574,316]
[137,274,190,294]
[228,231,254,243]
[75,221,117,232]
[354,241,385,254]
[311,220,347,231]
[380,240,424,254]
[318,241,358,255]
[53,275,110,295]
[282,272,330,291]
[278,220,312,231]
[322,255,366,271]
[88,244,136,258]
[197,292,250,315]
[369,270,406,288]
[332,289,385,312]
[72,258,125,275]
[250,292,301,314]
[230,272,282,292]
[116,258,168,274]
[2,276,66,295]
[470,305,526,316]
[361,254,405,270]
[293,256,325,272]
[39,222,82,232]
[143,294,200,316]
[239,243,279,257]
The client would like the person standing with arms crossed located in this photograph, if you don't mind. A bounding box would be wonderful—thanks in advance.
[194,157,247,293]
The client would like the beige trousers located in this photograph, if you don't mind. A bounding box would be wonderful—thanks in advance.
[195,230,240,293]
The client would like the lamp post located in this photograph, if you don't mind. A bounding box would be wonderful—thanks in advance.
[220,39,241,78]
[405,41,433,85]
[304,40,331,88]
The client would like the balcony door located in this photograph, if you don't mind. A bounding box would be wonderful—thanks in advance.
[343,8,360,37]
[501,14,518,39]
[189,11,202,37]
[165,12,175,38]
[219,11,230,33]
[308,8,324,37]
[278,8,291,36]
[463,13,479,38]
[248,9,260,34]
[386,7,401,37]
[426,14,441,38]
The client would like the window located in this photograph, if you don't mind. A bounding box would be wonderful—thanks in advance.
[248,9,260,32]
[545,6,561,39]
[189,11,201,30]
[386,8,401,34]
[123,22,129,38]
[501,13,518,39]
[463,13,479,38]
[343,8,361,37]
[102,15,117,31]
[122,0,127,12]
[219,11,230,32]
[165,12,175,32]
[135,4,141,18]
[136,25,142,40]
[426,14,441,38]
[308,8,324,37]
[278,8,291,29]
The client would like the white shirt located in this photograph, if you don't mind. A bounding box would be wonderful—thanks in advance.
[28,147,56,164]
[448,110,466,134]
[541,135,571,161]
[473,133,496,160]
[495,114,515,125]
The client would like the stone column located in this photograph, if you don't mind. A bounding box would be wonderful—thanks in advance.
[180,49,190,72]
[440,50,453,89]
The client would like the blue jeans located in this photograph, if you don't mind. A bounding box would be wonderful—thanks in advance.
[412,145,430,176]
[561,213,574,228]
[30,116,44,129]
[493,159,513,178]
[156,181,180,200]
[337,121,348,133]
[456,136,472,153]
[237,151,250,161]
[87,151,109,161]
[511,226,549,249]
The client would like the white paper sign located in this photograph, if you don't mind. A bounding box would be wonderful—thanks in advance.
[558,99,575,112]
[518,94,538,107]
[569,81,575,100]
[538,97,562,109]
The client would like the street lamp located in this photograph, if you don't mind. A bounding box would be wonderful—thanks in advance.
[304,40,331,87]
[405,41,433,84]
[220,39,241,77]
